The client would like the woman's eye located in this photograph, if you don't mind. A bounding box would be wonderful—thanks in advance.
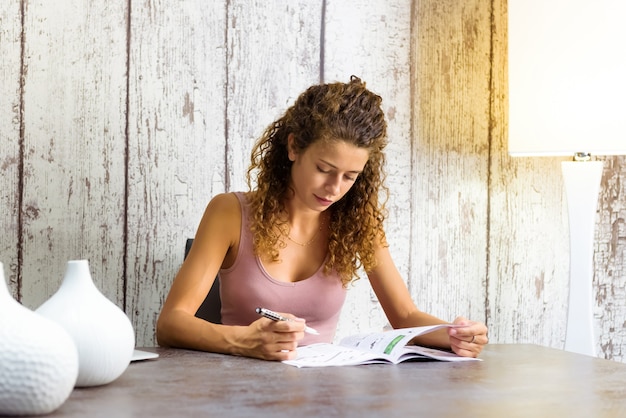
[317,165,356,181]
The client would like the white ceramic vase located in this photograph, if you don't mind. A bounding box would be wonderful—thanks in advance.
[36,260,135,387]
[0,262,79,416]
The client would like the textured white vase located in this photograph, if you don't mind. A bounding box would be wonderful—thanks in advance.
[0,262,79,416]
[36,260,135,387]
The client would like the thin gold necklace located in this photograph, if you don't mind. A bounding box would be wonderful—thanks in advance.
[286,223,324,247]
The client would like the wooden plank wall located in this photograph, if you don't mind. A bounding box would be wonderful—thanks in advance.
[1,0,21,295]
[1,0,625,361]
[488,0,572,348]
[411,0,491,330]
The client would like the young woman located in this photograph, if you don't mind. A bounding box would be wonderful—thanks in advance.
[157,76,488,361]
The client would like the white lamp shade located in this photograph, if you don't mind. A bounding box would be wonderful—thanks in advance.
[508,0,626,156]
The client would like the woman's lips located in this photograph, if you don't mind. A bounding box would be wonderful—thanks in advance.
[314,195,333,206]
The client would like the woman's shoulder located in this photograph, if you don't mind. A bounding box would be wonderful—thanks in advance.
[198,193,244,245]
[203,192,244,223]
[209,191,253,206]
[209,191,237,205]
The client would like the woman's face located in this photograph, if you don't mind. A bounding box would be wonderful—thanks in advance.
[287,135,370,212]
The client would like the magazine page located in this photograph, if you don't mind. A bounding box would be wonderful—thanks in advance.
[283,324,468,368]
[338,324,458,361]
[282,343,395,368]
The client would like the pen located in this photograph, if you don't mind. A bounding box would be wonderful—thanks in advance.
[255,307,320,335]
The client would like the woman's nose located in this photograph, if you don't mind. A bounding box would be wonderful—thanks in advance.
[325,175,341,195]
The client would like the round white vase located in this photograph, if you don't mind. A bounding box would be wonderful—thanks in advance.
[0,262,79,416]
[36,260,135,387]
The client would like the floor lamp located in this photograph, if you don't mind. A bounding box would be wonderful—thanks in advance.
[508,0,626,357]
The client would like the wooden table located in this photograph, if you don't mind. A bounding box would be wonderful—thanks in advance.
[47,344,626,417]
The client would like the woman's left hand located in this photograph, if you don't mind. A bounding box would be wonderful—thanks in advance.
[447,317,488,358]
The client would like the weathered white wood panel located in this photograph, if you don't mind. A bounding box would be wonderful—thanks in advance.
[0,0,22,299]
[410,0,490,325]
[323,0,413,339]
[490,0,570,349]
[20,1,128,310]
[596,156,626,361]
[488,157,570,348]
[225,0,322,193]
[126,1,229,346]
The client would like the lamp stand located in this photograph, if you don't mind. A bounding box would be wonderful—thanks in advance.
[561,159,603,357]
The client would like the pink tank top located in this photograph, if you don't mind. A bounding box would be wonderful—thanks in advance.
[219,192,347,345]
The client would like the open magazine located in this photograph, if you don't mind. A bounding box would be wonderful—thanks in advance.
[283,324,481,368]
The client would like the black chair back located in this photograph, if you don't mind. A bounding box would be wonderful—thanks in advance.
[185,238,222,324]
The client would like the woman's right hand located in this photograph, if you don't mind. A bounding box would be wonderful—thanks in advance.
[236,314,306,360]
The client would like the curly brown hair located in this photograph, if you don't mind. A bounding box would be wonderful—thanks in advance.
[246,76,389,286]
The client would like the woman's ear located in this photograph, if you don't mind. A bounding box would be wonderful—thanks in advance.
[287,133,297,162]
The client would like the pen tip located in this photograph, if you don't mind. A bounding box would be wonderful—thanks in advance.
[255,307,262,314]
